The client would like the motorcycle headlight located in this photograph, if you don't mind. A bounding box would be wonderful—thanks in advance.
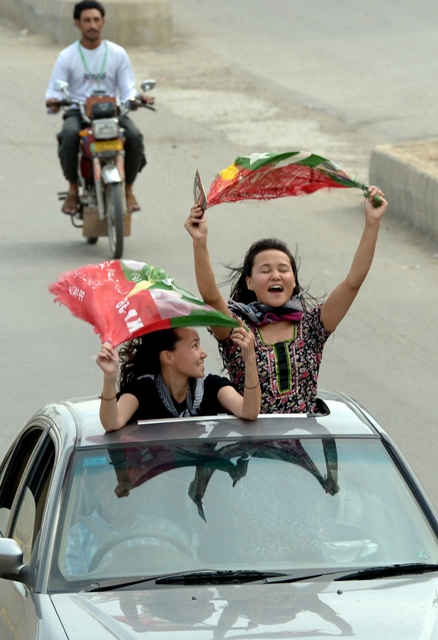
[92,118,120,140]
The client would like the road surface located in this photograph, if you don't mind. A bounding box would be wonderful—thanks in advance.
[0,2,437,504]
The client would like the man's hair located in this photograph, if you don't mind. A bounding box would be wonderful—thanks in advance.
[73,1,105,20]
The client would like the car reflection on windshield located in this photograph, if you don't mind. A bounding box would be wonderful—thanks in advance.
[110,582,354,637]
[54,434,438,588]
[108,437,340,523]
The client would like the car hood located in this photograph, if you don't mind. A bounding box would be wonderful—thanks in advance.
[51,575,438,639]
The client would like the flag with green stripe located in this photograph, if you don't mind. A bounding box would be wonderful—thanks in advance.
[207,151,376,207]
[49,260,238,346]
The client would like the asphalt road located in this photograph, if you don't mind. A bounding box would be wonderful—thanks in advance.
[0,3,437,504]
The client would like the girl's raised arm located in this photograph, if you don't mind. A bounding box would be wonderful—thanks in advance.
[217,321,261,420]
[320,186,387,333]
[184,205,233,341]
[96,342,139,431]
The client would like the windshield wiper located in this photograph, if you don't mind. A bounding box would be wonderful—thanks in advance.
[155,569,287,585]
[260,562,438,585]
[334,562,438,581]
[85,563,438,592]
[83,569,287,592]
[83,576,157,592]
[263,570,346,584]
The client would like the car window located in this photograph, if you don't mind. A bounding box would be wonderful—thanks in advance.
[0,427,45,538]
[52,436,438,590]
[9,435,56,564]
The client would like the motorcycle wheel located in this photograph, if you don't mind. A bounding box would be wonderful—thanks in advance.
[86,237,98,245]
[106,182,124,259]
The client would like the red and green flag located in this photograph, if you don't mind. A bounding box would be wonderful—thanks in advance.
[49,260,238,347]
[207,151,377,207]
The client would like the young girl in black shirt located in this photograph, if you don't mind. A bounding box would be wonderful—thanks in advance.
[97,324,260,431]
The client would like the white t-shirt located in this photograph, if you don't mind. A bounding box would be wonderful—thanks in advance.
[45,40,137,104]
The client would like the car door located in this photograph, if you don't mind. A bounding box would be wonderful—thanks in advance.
[0,424,56,640]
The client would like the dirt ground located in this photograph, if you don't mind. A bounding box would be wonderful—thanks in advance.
[375,139,438,177]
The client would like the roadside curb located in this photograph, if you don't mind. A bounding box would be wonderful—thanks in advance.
[0,0,173,46]
[369,141,438,242]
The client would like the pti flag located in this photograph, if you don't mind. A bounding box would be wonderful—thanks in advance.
[207,151,380,207]
[49,260,238,347]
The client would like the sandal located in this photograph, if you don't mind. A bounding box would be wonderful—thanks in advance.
[62,192,79,215]
[126,191,141,212]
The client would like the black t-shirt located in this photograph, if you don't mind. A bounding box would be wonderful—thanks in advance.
[118,374,233,421]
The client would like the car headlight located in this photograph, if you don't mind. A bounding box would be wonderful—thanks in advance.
[92,118,120,140]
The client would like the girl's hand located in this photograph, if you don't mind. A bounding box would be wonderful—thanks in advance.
[184,205,208,241]
[364,185,388,223]
[231,319,256,360]
[96,342,119,378]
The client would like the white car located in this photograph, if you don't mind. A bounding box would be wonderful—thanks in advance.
[0,391,437,638]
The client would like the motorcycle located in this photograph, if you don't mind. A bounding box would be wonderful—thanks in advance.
[53,79,155,259]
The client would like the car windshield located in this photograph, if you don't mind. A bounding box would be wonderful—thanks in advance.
[50,435,438,590]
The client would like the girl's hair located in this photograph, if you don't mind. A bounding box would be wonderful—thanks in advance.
[226,238,306,305]
[119,329,181,388]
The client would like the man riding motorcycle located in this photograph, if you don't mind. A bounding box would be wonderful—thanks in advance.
[45,0,154,215]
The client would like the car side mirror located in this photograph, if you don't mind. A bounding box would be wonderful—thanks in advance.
[0,538,29,583]
[141,79,155,92]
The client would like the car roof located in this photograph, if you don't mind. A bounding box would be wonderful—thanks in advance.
[32,390,383,449]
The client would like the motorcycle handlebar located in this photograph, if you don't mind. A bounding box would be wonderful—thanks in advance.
[124,98,157,112]
[48,98,156,112]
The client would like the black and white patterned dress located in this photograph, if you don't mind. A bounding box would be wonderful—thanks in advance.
[218,304,331,413]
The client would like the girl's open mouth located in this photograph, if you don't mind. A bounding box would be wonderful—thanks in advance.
[268,285,283,293]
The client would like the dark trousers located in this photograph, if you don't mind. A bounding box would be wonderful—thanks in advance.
[57,111,147,185]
